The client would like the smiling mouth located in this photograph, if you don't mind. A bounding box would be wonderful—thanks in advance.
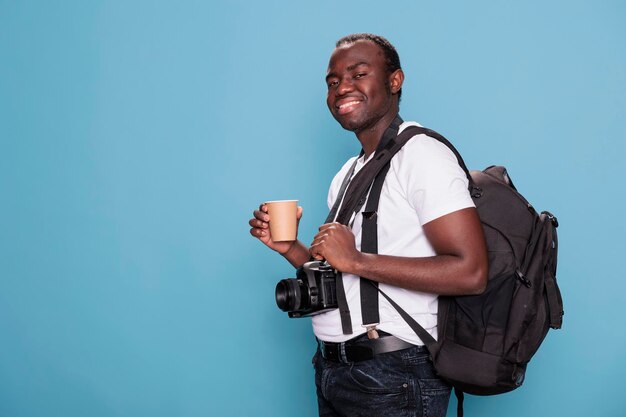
[336,100,362,115]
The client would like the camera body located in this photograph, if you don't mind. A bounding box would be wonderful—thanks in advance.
[275,261,338,317]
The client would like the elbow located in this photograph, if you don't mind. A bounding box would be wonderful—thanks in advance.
[464,260,488,295]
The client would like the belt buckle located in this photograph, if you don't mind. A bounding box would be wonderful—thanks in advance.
[319,340,341,361]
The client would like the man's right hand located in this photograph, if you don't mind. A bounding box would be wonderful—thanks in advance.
[249,203,303,254]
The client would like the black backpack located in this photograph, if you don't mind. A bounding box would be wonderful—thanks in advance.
[333,123,564,415]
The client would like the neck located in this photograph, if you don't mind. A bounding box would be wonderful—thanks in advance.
[355,109,399,158]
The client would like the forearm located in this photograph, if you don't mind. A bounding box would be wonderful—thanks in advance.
[310,209,488,295]
[347,252,486,296]
[281,240,311,268]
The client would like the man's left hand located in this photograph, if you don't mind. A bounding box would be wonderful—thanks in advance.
[309,223,361,272]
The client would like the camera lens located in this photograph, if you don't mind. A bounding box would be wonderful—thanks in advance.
[275,279,302,312]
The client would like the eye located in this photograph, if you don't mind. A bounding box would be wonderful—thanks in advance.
[354,73,367,79]
[327,80,339,88]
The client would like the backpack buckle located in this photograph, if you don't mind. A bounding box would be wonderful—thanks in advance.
[512,366,526,386]
[516,270,532,288]
[470,186,483,198]
[542,211,559,227]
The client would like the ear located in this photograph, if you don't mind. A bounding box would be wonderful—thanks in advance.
[389,69,404,95]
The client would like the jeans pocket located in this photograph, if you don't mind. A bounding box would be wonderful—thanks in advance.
[417,378,451,417]
[348,363,409,395]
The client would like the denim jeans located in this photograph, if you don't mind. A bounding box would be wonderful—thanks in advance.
[313,341,451,417]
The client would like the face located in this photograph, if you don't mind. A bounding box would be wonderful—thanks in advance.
[326,40,402,133]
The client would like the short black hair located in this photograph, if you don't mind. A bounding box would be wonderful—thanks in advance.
[335,33,402,101]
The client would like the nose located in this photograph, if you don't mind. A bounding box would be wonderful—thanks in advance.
[336,77,354,96]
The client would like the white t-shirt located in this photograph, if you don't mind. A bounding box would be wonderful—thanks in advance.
[311,121,474,345]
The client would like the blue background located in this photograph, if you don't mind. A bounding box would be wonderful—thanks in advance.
[1,1,624,416]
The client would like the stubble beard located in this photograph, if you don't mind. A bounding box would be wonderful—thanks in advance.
[339,101,394,134]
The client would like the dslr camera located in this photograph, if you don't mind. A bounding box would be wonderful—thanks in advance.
[275,261,338,317]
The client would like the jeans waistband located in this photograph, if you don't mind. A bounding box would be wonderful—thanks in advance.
[317,333,421,363]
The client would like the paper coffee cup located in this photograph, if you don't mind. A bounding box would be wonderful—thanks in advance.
[265,200,298,242]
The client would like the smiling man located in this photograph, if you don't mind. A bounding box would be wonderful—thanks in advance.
[249,34,487,417]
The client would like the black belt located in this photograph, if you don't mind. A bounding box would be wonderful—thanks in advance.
[318,334,416,363]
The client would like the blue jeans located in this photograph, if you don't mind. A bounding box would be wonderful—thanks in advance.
[313,341,451,417]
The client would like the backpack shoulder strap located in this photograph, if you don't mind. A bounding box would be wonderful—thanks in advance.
[333,125,426,225]
[407,127,473,185]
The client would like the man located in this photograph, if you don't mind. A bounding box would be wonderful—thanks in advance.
[249,34,488,417]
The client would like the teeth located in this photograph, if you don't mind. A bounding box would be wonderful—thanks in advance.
[339,101,360,109]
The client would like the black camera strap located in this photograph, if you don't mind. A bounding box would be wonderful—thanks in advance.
[325,115,411,335]
[359,162,390,329]
[325,114,405,226]
[327,116,403,226]
[325,158,359,335]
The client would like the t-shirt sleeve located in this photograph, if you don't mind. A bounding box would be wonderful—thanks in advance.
[394,134,474,225]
